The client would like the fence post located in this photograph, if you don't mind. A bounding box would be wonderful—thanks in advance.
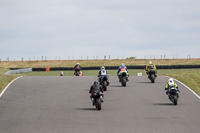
[6,57,9,62]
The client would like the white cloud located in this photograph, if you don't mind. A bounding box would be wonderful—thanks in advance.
[0,0,200,60]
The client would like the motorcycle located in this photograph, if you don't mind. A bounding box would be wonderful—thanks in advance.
[99,75,109,91]
[119,71,128,87]
[168,87,180,105]
[74,71,83,76]
[92,91,103,110]
[148,69,156,83]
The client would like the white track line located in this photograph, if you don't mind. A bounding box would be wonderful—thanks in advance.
[166,76,200,99]
[0,76,23,98]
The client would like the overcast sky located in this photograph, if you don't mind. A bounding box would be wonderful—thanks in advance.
[0,0,200,60]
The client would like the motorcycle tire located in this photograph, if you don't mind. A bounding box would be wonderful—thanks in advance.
[103,81,107,91]
[150,74,155,83]
[173,95,178,105]
[122,77,126,87]
[96,98,101,110]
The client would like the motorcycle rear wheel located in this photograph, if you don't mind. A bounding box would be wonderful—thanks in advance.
[150,74,155,83]
[103,81,107,91]
[173,96,178,105]
[122,77,126,87]
[96,98,101,110]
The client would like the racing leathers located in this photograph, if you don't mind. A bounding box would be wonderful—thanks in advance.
[98,69,110,83]
[74,64,81,75]
[165,79,179,95]
[117,65,129,82]
[145,64,157,77]
[89,81,104,105]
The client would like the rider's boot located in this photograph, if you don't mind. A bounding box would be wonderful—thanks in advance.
[126,76,129,81]
[92,98,95,106]
[100,96,104,102]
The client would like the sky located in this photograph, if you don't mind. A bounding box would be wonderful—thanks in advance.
[0,0,200,61]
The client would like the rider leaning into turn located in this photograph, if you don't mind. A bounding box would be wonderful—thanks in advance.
[98,66,110,82]
[145,61,157,77]
[89,81,104,105]
[165,78,179,95]
[117,63,129,82]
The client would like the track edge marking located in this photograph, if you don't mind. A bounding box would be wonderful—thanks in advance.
[0,76,23,98]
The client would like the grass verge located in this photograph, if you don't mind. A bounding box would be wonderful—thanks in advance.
[0,68,23,94]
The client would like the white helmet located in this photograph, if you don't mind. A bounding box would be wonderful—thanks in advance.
[168,78,175,87]
[77,63,79,65]
[101,66,105,70]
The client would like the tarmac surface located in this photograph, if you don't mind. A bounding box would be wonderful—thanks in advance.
[0,76,200,133]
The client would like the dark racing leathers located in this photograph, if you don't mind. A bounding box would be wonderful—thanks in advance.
[89,84,104,105]
[74,64,81,75]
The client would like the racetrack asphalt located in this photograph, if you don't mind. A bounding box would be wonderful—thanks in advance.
[0,76,200,133]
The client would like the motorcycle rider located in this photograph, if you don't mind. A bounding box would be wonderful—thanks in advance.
[98,66,110,83]
[117,63,129,82]
[74,63,81,75]
[145,61,157,78]
[165,78,179,95]
[89,81,104,106]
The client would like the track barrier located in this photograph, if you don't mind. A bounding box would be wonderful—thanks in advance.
[30,65,200,71]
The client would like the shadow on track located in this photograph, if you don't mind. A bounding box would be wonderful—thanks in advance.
[153,103,174,106]
[109,85,123,87]
[75,108,97,111]
[136,82,153,84]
